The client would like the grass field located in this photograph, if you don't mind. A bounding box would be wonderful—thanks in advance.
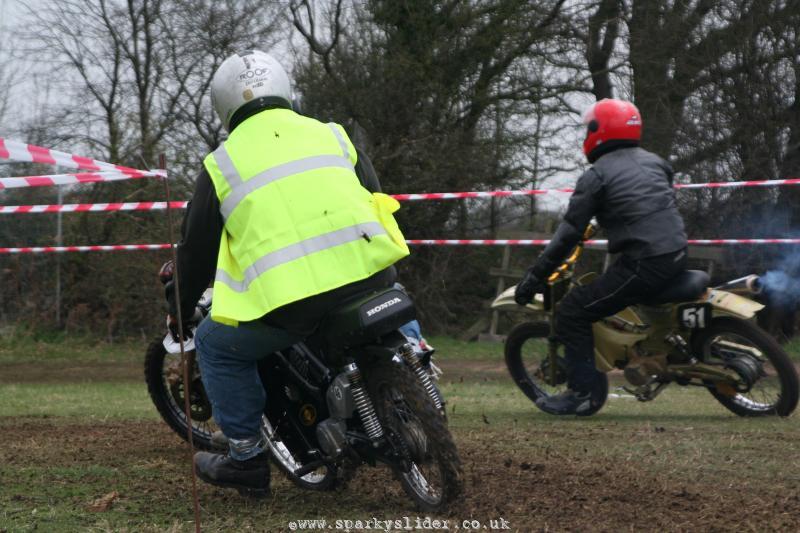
[1,334,799,532]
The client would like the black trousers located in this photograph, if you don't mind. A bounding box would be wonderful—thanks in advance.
[555,249,688,392]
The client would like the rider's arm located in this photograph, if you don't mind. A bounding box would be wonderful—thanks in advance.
[354,147,382,193]
[530,168,603,280]
[169,168,222,319]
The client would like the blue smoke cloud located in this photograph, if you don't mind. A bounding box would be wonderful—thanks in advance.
[760,251,800,309]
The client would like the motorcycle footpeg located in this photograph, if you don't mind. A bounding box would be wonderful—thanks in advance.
[292,459,328,478]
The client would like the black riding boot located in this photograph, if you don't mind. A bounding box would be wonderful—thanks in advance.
[535,388,596,415]
[194,451,271,498]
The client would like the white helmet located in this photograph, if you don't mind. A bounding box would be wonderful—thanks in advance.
[210,50,292,131]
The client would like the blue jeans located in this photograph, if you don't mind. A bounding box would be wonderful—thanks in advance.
[399,319,422,341]
[195,315,302,460]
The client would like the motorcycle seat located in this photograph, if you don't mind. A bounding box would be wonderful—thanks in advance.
[314,287,416,352]
[643,270,710,305]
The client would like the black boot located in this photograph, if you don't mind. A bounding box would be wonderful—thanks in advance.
[535,389,594,416]
[194,451,270,498]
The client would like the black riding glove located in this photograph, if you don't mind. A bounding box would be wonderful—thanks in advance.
[164,280,198,342]
[514,269,546,306]
[167,314,195,343]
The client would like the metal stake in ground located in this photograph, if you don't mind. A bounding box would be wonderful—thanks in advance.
[160,153,202,533]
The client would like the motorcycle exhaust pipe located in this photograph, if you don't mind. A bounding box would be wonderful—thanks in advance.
[714,274,763,295]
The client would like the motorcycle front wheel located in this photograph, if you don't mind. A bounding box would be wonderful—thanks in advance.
[144,338,222,451]
[505,322,608,416]
[363,359,463,512]
[691,317,799,417]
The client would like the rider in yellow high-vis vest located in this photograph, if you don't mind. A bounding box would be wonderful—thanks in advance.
[165,51,408,496]
[204,107,408,326]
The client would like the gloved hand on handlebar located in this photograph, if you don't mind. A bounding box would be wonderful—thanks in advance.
[514,268,547,306]
[164,279,202,342]
[167,314,195,343]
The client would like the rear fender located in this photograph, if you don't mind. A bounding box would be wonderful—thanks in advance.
[357,330,409,363]
[704,289,764,320]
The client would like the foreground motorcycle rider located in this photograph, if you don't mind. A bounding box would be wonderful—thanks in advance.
[514,98,688,415]
[167,50,409,496]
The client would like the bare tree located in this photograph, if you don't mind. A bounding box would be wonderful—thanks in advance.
[291,0,584,330]
[3,0,286,335]
[584,0,623,100]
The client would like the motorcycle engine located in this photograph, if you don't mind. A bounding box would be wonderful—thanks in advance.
[624,354,668,386]
[316,418,347,457]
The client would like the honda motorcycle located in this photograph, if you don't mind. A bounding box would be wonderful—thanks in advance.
[492,224,799,417]
[145,264,461,510]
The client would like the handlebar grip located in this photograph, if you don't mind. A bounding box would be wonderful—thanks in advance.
[582,222,597,241]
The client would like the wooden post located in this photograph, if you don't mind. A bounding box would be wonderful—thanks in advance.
[488,246,512,336]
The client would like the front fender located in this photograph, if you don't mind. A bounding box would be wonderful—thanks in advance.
[491,285,545,313]
[705,289,764,319]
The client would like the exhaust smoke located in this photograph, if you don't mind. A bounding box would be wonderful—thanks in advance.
[758,251,800,310]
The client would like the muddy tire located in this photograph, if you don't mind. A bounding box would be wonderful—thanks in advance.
[505,322,608,416]
[363,359,463,512]
[144,338,221,451]
[692,317,799,417]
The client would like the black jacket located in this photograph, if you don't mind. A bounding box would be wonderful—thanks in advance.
[531,146,687,280]
[169,147,394,334]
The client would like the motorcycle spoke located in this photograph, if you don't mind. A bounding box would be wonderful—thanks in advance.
[375,384,446,505]
[161,354,219,440]
[260,416,326,483]
[521,336,568,396]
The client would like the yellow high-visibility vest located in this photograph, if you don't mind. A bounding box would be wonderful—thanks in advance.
[203,108,409,325]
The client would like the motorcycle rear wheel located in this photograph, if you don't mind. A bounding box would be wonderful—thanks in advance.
[363,359,463,512]
[691,317,799,417]
[144,338,221,451]
[505,322,608,416]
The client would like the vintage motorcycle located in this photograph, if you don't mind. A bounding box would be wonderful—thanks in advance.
[492,224,799,417]
[145,264,460,510]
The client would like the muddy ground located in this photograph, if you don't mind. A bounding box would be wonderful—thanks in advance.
[2,348,799,532]
[2,416,799,532]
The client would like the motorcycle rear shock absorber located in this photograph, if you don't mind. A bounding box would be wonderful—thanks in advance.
[344,363,384,442]
[400,343,444,411]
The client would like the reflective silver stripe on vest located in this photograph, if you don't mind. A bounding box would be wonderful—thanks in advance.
[215,221,387,293]
[328,123,350,160]
[213,143,243,189]
[219,154,355,220]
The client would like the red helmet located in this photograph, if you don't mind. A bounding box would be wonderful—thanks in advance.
[582,98,642,159]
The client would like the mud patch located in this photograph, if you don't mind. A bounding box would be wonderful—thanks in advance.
[2,418,798,531]
[0,361,142,383]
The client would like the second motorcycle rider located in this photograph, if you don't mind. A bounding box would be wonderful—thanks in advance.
[514,98,688,416]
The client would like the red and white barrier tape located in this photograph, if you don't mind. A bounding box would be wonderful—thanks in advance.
[0,137,164,177]
[0,170,165,190]
[674,178,800,189]
[0,244,173,254]
[392,189,575,201]
[9,174,800,212]
[390,178,800,201]
[2,238,800,254]
[407,239,800,246]
[0,201,187,214]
